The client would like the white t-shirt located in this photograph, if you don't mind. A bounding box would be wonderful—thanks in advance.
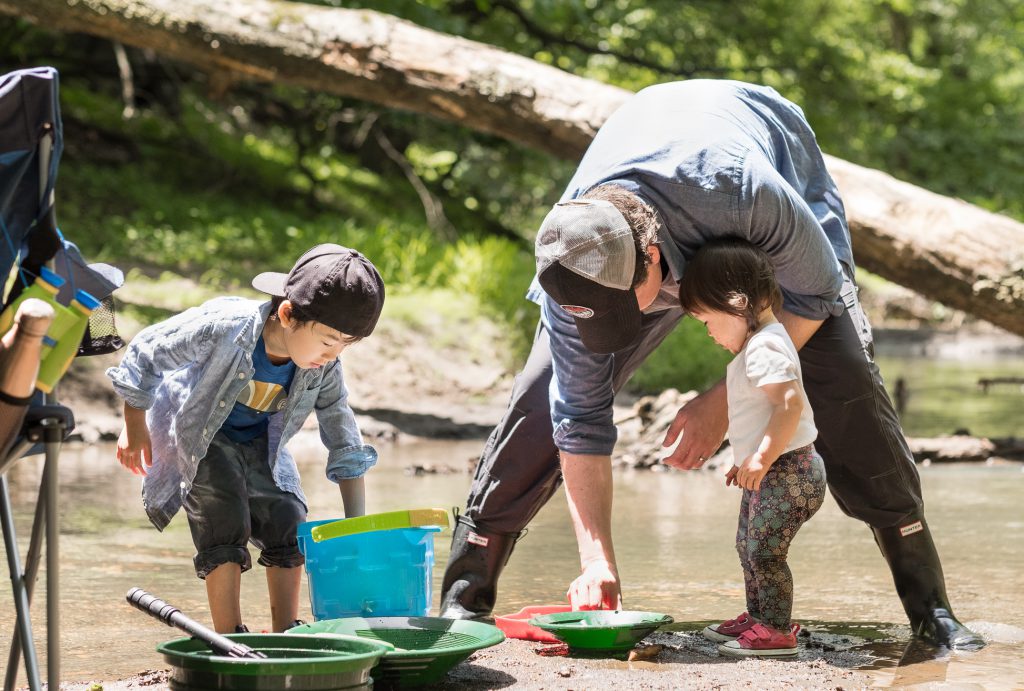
[726,322,818,465]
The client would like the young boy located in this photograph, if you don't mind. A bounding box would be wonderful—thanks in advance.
[107,244,384,633]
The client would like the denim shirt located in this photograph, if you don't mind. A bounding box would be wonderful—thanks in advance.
[527,80,849,456]
[106,297,377,530]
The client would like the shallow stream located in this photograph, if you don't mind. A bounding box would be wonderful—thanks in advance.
[2,339,1022,687]
[1,439,1021,688]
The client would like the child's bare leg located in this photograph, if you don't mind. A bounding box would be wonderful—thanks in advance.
[205,562,243,633]
[266,565,302,631]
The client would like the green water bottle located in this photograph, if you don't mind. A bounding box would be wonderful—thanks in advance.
[0,267,73,336]
[36,289,101,394]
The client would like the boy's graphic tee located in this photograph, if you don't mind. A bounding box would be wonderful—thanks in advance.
[220,335,296,442]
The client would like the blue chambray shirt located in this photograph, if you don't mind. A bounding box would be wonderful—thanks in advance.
[106,296,377,530]
[527,80,849,457]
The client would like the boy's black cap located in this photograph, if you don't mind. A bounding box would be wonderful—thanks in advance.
[252,244,384,337]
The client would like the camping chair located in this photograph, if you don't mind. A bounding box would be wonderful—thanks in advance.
[0,67,123,691]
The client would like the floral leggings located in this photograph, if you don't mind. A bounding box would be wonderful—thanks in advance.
[736,444,826,630]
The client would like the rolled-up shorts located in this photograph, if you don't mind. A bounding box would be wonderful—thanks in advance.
[182,430,306,579]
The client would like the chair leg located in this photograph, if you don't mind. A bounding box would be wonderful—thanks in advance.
[6,460,50,691]
[43,437,60,686]
[1,474,42,691]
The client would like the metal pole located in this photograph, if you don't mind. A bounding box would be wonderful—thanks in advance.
[0,474,42,691]
[6,456,50,690]
[43,423,60,686]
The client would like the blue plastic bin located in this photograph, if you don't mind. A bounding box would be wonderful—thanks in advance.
[298,519,441,620]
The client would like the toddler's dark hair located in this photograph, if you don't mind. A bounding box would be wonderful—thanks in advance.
[678,237,782,333]
[269,296,363,344]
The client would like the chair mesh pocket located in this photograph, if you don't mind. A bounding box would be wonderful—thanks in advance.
[77,295,124,356]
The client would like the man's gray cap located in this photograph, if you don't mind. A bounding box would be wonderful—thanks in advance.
[535,199,636,289]
[535,199,642,354]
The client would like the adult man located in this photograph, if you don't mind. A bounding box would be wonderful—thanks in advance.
[439,80,981,649]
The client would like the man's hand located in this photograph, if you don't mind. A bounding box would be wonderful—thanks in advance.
[725,465,739,487]
[116,404,153,475]
[567,559,623,611]
[736,453,771,490]
[661,381,728,470]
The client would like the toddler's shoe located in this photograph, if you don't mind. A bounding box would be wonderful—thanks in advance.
[718,622,800,657]
[702,611,758,643]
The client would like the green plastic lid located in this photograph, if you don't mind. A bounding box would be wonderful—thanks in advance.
[310,508,449,543]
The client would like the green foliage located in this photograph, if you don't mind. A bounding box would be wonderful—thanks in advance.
[4,0,1024,393]
[629,318,732,394]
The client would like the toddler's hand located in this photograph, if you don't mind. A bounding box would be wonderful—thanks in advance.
[736,453,770,490]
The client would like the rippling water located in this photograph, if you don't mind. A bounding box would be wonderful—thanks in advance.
[1,438,1021,688]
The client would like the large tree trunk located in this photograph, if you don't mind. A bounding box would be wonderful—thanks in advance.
[4,0,1023,336]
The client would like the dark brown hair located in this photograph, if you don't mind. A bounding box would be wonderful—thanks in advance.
[678,237,782,333]
[580,184,660,288]
[268,296,363,344]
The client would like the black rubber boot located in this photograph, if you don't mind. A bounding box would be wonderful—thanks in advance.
[872,517,984,650]
[439,514,520,620]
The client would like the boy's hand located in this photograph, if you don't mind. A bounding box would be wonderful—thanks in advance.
[736,453,771,490]
[725,465,739,487]
[117,405,153,475]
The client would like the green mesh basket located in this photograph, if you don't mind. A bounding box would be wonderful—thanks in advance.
[156,633,390,690]
[289,616,504,688]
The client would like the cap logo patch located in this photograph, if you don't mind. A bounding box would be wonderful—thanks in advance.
[561,305,595,319]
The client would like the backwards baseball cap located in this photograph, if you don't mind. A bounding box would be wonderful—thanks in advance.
[535,199,640,354]
[252,244,384,338]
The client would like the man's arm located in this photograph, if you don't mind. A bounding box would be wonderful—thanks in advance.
[561,452,623,611]
[662,309,824,470]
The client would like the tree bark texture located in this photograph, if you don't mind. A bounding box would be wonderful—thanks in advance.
[3,0,1023,336]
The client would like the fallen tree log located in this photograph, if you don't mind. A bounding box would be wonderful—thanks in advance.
[3,0,1023,336]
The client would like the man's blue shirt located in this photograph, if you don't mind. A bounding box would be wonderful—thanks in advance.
[526,80,849,456]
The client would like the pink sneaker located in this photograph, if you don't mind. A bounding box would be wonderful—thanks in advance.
[702,612,759,643]
[718,622,800,657]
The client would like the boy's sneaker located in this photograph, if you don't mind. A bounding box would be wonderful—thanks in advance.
[702,612,759,643]
[286,619,307,630]
[718,622,800,657]
[233,624,250,634]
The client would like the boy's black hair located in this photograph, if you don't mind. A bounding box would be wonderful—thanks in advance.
[678,237,782,333]
[269,296,363,344]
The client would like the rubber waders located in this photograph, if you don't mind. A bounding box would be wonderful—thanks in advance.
[439,515,520,620]
[872,517,984,650]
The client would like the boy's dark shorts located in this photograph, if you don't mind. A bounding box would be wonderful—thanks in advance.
[182,431,306,579]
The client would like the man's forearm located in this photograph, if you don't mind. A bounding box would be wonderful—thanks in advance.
[777,309,825,350]
[560,452,616,568]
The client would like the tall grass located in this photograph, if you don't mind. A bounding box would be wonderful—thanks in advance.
[54,82,725,393]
